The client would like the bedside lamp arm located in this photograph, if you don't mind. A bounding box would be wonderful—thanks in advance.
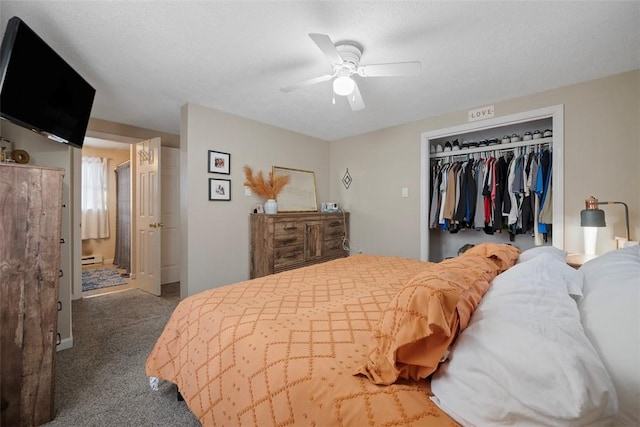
[598,201,630,241]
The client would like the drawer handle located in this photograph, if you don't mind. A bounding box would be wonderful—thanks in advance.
[328,221,341,226]
[280,238,297,245]
[283,226,298,231]
[283,252,301,258]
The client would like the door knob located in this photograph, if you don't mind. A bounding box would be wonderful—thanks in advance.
[158,222,164,228]
[150,223,157,228]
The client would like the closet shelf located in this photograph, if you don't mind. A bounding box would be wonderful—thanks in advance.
[430,137,552,159]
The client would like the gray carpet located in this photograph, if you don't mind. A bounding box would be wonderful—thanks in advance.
[81,268,127,292]
[44,284,200,426]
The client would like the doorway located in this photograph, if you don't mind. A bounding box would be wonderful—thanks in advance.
[80,137,132,297]
[72,136,181,299]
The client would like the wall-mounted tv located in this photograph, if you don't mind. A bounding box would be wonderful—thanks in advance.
[0,16,95,149]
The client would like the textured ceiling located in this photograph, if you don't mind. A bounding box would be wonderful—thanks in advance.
[1,1,639,142]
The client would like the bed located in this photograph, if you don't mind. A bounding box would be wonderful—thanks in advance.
[146,243,640,426]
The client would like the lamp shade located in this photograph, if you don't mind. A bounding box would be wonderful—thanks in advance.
[333,76,355,96]
[580,209,606,227]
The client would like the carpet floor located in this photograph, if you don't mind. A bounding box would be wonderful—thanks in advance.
[81,268,127,292]
[43,284,200,426]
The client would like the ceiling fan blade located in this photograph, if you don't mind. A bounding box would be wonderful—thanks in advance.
[358,61,421,77]
[281,73,334,93]
[347,81,365,111]
[308,33,343,65]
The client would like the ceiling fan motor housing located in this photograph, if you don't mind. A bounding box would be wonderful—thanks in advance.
[335,44,362,71]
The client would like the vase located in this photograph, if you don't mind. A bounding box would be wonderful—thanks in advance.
[264,199,278,214]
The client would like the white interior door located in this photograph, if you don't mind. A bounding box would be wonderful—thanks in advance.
[161,147,180,284]
[133,137,161,295]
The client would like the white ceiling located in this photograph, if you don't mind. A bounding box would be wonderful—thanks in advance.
[1,1,639,142]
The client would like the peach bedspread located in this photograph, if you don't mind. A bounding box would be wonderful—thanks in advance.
[146,255,461,426]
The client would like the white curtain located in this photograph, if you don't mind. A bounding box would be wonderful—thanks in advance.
[81,156,110,240]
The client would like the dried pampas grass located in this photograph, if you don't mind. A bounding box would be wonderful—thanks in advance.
[243,165,290,200]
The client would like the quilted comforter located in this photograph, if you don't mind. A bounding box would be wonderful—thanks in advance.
[146,249,517,426]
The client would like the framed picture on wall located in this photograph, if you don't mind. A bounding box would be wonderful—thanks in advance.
[209,178,231,201]
[208,150,230,174]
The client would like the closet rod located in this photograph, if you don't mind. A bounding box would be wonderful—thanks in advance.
[430,136,553,160]
[435,141,552,163]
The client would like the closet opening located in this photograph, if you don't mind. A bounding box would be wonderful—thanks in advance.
[420,105,564,262]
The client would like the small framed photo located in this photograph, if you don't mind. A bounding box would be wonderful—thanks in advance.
[209,178,231,201]
[208,150,230,174]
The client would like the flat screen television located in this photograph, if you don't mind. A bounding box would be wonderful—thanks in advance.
[0,16,95,148]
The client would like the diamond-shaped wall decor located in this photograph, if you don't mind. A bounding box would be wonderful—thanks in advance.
[342,169,352,189]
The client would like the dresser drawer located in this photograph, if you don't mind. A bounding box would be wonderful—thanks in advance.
[274,221,304,247]
[323,239,345,254]
[324,219,345,239]
[274,245,305,268]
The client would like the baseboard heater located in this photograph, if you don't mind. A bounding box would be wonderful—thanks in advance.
[81,254,103,265]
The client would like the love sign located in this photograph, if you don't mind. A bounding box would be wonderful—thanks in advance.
[468,105,495,122]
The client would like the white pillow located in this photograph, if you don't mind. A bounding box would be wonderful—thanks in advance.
[516,247,582,300]
[517,245,567,264]
[431,255,617,426]
[579,246,640,426]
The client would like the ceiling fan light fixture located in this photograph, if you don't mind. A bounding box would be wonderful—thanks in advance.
[333,75,355,96]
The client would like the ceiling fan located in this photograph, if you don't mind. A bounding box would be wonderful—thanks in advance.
[281,33,421,111]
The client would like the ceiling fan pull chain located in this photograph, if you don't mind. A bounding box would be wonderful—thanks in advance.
[332,93,336,105]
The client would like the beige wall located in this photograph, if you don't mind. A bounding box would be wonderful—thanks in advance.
[80,146,130,264]
[330,70,640,257]
[88,118,180,147]
[180,103,330,296]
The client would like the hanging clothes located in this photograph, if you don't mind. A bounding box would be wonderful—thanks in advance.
[428,143,552,244]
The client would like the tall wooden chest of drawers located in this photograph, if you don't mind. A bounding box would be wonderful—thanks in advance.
[250,212,349,278]
[0,163,64,426]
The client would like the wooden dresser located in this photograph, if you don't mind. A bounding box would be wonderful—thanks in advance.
[250,211,349,278]
[0,163,64,426]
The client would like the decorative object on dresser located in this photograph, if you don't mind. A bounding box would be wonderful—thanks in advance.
[0,136,13,162]
[243,165,291,214]
[0,163,64,426]
[580,196,632,255]
[272,166,317,212]
[250,211,349,278]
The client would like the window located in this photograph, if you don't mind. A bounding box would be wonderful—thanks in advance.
[81,156,110,240]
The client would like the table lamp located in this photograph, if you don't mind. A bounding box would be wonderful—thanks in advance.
[580,196,630,255]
